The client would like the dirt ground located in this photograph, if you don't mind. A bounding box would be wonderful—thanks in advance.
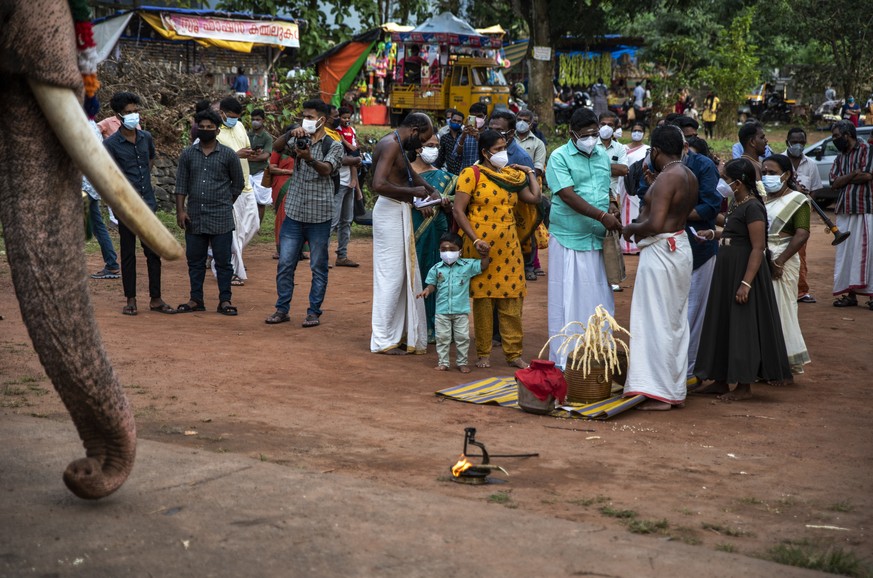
[1,220,871,572]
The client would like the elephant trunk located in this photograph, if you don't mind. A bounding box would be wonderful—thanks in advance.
[0,79,136,499]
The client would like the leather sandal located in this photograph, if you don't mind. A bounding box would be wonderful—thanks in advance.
[176,301,205,313]
[833,294,858,307]
[265,311,290,324]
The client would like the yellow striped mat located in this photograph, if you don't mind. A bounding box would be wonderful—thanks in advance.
[435,377,645,419]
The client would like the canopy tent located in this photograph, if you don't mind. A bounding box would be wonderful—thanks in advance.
[93,6,303,54]
[308,27,384,107]
[391,12,501,48]
[503,40,529,68]
[502,36,641,69]
[476,25,506,36]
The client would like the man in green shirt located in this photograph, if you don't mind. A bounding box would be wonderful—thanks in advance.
[545,108,622,368]
[247,108,274,224]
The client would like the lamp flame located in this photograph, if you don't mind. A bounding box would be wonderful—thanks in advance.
[451,454,473,477]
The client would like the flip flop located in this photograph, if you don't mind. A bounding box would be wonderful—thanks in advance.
[231,275,245,286]
[176,302,205,313]
[149,303,176,314]
[121,304,137,316]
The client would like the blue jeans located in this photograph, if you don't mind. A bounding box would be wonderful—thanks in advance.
[186,231,233,305]
[89,197,118,270]
[275,217,331,316]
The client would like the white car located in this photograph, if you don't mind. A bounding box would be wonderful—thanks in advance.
[805,126,873,208]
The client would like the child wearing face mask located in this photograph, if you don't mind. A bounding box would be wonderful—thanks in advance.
[417,232,491,372]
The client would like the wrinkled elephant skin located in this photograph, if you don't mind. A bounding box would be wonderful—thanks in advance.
[0,0,136,499]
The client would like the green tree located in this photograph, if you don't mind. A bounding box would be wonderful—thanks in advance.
[785,0,873,100]
[216,0,430,63]
[698,7,759,136]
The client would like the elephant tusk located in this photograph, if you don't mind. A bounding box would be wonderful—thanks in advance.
[27,79,184,261]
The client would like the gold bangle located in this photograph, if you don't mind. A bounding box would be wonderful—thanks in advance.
[740,281,752,289]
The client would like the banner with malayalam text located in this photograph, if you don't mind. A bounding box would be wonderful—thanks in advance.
[161,13,300,48]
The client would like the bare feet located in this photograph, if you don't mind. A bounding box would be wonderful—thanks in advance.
[434,365,449,371]
[635,399,684,411]
[458,365,472,374]
[476,357,491,368]
[383,348,408,356]
[689,381,729,395]
[718,383,753,401]
[508,358,529,369]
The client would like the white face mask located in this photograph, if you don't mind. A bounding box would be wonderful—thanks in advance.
[762,174,785,193]
[420,146,439,164]
[301,118,319,134]
[614,127,623,139]
[599,125,614,140]
[574,135,598,155]
[631,131,644,142]
[718,179,735,200]
[516,120,531,134]
[440,250,460,265]
[475,117,485,129]
[489,150,509,169]
[121,112,139,130]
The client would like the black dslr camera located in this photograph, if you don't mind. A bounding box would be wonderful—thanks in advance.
[296,135,312,150]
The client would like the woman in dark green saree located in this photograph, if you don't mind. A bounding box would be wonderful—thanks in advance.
[410,134,456,342]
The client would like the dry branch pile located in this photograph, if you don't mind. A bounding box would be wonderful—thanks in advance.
[97,51,225,156]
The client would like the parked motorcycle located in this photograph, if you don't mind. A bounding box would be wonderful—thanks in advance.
[553,90,593,125]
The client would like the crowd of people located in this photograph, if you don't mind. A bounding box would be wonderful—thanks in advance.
[88,89,873,409]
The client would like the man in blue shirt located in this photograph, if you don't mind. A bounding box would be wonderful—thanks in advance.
[443,102,487,175]
[545,108,622,369]
[232,67,249,96]
[731,119,772,160]
[103,91,174,316]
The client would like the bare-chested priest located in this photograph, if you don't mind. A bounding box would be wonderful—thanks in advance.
[369,113,441,354]
[622,125,698,410]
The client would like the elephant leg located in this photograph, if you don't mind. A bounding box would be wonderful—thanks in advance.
[0,79,136,500]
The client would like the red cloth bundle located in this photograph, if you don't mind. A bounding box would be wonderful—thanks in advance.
[515,359,567,404]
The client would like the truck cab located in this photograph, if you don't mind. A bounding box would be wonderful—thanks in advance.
[390,57,510,126]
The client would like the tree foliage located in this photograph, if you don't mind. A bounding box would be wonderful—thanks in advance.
[216,0,430,63]
[697,7,759,133]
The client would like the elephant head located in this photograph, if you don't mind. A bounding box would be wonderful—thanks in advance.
[0,1,183,499]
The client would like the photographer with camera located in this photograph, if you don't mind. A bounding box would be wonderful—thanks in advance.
[265,100,344,328]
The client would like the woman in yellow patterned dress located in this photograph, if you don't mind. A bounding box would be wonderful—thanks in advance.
[452,130,542,369]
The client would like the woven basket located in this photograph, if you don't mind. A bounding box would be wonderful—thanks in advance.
[564,350,629,404]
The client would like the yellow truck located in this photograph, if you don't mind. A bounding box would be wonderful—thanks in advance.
[389,57,510,126]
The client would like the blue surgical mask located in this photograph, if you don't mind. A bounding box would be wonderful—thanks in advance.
[762,174,785,193]
[223,116,239,128]
[121,112,139,130]
[516,120,531,134]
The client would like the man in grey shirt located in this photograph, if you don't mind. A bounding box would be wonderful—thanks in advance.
[265,100,344,327]
[175,109,245,315]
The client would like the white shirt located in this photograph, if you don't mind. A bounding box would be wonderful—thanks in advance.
[784,150,822,192]
[516,132,547,171]
[601,139,628,196]
[633,85,645,108]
